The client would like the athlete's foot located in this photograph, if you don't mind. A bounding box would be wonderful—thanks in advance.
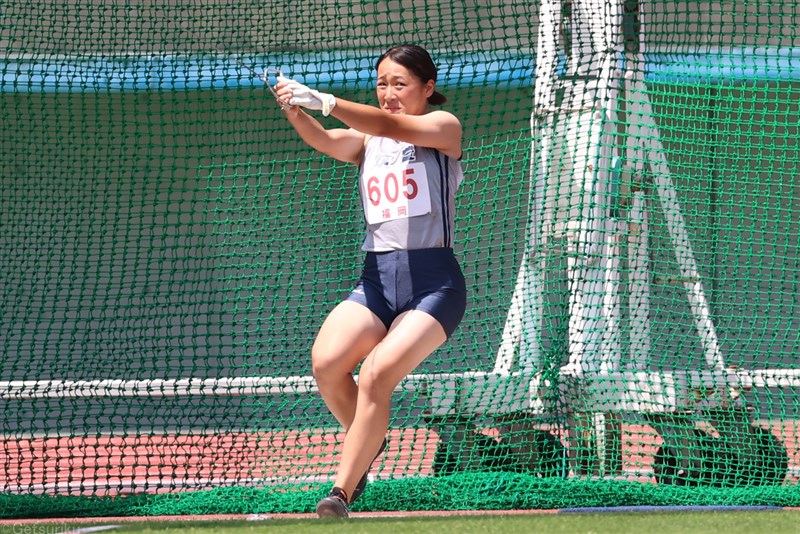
[316,487,350,518]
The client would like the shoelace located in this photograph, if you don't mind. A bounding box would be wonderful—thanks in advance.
[330,486,349,505]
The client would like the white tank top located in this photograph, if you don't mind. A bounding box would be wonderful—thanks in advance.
[358,136,464,252]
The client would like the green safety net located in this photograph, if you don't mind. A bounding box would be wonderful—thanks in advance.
[1,0,799,518]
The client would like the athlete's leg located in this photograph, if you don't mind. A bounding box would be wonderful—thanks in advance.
[331,309,448,498]
[311,300,388,430]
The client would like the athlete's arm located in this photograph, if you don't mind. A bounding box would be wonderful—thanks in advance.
[275,77,462,160]
[281,106,366,165]
[329,100,462,160]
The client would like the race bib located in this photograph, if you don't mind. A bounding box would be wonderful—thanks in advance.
[363,161,432,224]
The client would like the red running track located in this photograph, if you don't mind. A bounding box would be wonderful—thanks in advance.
[1,423,796,496]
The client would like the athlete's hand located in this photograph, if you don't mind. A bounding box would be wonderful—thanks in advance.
[274,76,336,116]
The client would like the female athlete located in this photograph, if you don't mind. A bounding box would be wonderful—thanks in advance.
[273,44,467,518]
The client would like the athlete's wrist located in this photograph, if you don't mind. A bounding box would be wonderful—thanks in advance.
[281,104,303,118]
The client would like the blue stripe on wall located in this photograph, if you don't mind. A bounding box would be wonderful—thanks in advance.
[2,48,799,93]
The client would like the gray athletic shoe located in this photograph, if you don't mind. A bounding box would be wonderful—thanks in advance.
[316,488,350,518]
[350,438,387,504]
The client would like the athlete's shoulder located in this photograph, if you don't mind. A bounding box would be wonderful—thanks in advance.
[424,109,461,123]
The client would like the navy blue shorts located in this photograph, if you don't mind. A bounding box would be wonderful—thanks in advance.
[346,247,467,338]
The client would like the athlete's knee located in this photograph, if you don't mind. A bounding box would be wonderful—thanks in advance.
[356,362,401,403]
[310,339,347,379]
[311,349,338,380]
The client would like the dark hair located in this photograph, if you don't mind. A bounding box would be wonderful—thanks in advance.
[375,44,447,106]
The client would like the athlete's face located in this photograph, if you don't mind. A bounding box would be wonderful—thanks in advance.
[376,58,434,116]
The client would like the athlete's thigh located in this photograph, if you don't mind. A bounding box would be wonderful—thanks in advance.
[312,300,388,373]
[358,310,447,392]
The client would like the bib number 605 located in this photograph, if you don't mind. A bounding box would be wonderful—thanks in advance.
[363,161,431,224]
[367,168,419,206]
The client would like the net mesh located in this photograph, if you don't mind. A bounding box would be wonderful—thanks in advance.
[1,0,799,518]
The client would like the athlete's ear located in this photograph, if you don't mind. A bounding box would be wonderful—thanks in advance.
[424,79,435,99]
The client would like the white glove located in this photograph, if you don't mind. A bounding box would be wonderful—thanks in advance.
[277,76,336,116]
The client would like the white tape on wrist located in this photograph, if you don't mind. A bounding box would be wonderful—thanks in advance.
[320,94,336,116]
